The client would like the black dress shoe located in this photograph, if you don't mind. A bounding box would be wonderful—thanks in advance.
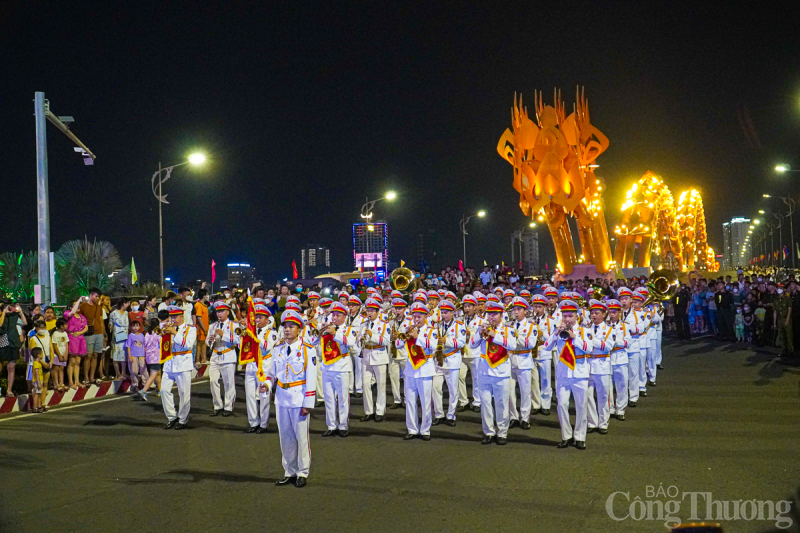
[275,476,297,486]
[431,417,443,426]
[587,427,598,434]
[471,405,481,413]
[315,400,324,407]
[509,419,520,429]
[375,415,384,423]
[164,419,178,429]
[629,401,637,407]
[540,408,550,416]
[175,423,188,430]
[598,428,608,435]
[389,403,402,409]
[481,435,495,445]
[496,437,507,445]
[647,380,656,387]
[404,433,417,440]
[322,429,337,437]
[256,426,268,434]
[456,404,467,412]
[445,419,456,427]
[520,421,531,430]
[420,435,431,441]
[575,440,586,450]
[557,440,570,449]
[295,476,307,488]
[246,426,258,433]
[640,391,648,397]
[339,430,349,438]
[649,381,656,387]
[616,414,626,421]
[360,414,374,422]
[209,410,220,417]
[353,392,362,399]
[657,364,664,370]
[221,410,232,417]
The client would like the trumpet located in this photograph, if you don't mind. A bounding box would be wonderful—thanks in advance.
[397,325,419,342]
[481,324,497,341]
[308,319,333,337]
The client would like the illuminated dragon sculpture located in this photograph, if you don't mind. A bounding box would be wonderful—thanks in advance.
[496,88,612,275]
[498,89,718,275]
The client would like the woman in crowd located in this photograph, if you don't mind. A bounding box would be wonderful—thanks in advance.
[109,298,130,380]
[63,299,88,389]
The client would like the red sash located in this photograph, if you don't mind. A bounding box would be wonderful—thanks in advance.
[559,340,576,370]
[406,339,427,369]
[482,343,509,368]
[322,333,345,365]
[159,334,173,364]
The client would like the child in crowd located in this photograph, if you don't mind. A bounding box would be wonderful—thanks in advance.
[31,348,45,413]
[125,320,147,391]
[734,305,744,342]
[27,321,52,411]
[135,318,163,401]
[754,303,767,346]
[742,304,755,344]
[51,319,69,392]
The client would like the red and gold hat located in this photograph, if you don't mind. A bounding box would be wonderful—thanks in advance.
[391,290,403,299]
[213,301,230,312]
[439,301,456,312]
[544,287,559,298]
[503,289,516,299]
[330,302,348,315]
[617,287,633,298]
[392,298,408,308]
[373,294,384,304]
[559,301,579,313]
[531,295,547,306]
[461,295,478,306]
[307,291,320,300]
[286,295,300,304]
[410,302,429,315]
[364,298,381,310]
[167,305,184,316]
[473,292,487,303]
[281,310,305,327]
[254,304,272,316]
[631,292,645,302]
[427,290,440,300]
[487,294,501,303]
[318,298,333,308]
[607,299,622,311]
[414,293,429,303]
[348,295,363,306]
[511,296,529,309]
[589,299,608,312]
[520,289,531,298]
[485,301,504,314]
[285,302,302,312]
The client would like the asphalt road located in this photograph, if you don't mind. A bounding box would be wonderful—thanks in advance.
[1,337,799,533]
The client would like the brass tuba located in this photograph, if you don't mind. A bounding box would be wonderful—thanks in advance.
[644,269,679,307]
[390,267,422,296]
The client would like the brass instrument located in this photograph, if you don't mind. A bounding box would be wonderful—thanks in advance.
[389,267,422,298]
[591,284,613,300]
[573,294,589,309]
[397,325,419,342]
[433,324,446,366]
[644,269,678,307]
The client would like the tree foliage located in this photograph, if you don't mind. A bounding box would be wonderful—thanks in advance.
[55,238,122,302]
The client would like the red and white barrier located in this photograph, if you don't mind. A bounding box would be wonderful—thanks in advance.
[0,365,208,415]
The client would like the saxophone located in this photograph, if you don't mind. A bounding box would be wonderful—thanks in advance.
[433,323,446,366]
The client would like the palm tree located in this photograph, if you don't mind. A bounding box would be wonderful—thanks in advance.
[0,251,38,300]
[55,238,122,302]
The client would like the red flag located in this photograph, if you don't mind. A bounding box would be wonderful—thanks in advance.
[238,297,259,366]
[458,260,464,272]
[292,260,298,280]
[211,260,216,284]
[159,333,173,364]
[559,340,576,370]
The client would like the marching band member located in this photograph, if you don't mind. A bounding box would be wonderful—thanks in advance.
[631,290,652,399]
[388,298,412,409]
[402,302,438,440]
[458,295,485,413]
[205,301,240,417]
[426,290,441,326]
[502,289,515,323]
[347,294,366,398]
[605,299,631,421]
[431,300,467,426]
[244,305,278,433]
[619,288,647,407]
[544,300,592,450]
[306,291,326,405]
[161,305,197,430]
[507,297,537,430]
[267,309,317,488]
[532,294,557,415]
[316,302,356,437]
[474,292,487,317]
[638,287,662,388]
[360,298,391,422]
[585,300,614,435]
[470,301,517,445]
[544,287,563,322]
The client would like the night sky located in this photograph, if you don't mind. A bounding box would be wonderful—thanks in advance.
[3,3,799,282]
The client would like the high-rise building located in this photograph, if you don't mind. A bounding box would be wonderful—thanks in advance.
[415,229,440,273]
[227,263,255,287]
[300,245,331,279]
[353,221,388,281]
[722,217,751,269]
[511,229,540,274]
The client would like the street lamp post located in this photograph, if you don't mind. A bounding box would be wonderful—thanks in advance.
[774,213,783,267]
[764,194,796,268]
[152,153,207,288]
[459,210,486,268]
[359,192,396,283]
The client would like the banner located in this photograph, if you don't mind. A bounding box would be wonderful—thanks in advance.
[292,260,298,280]
[322,333,344,365]
[406,339,427,369]
[559,340,576,370]
[239,297,259,365]
[159,333,173,364]
[211,260,217,284]
[482,342,509,367]
[131,258,138,285]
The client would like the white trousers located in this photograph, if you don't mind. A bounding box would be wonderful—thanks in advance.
[586,374,611,430]
[508,367,532,422]
[161,370,192,424]
[530,362,541,410]
[405,376,433,436]
[244,370,271,428]
[349,353,363,393]
[316,346,324,401]
[536,358,553,409]
[322,370,350,430]
[432,368,460,420]
[638,347,648,392]
[479,375,510,438]
[209,360,236,411]
[363,363,387,416]
[655,334,663,365]
[388,358,404,405]
[610,364,629,416]
[556,377,588,441]
[627,349,641,402]
[458,357,480,407]
[276,406,311,478]
[646,343,658,384]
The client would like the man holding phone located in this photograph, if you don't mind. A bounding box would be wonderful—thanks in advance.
[0,302,27,397]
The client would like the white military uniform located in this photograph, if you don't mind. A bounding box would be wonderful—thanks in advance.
[459,314,486,408]
[643,304,662,386]
[318,323,356,431]
[206,319,241,412]
[586,321,614,431]
[544,323,592,442]
[508,317,537,424]
[347,312,366,394]
[388,315,412,406]
[161,323,197,424]
[305,307,326,402]
[623,307,649,403]
[470,324,517,438]
[534,312,559,411]
[360,316,391,417]
[266,339,317,479]
[432,319,467,421]
[245,326,278,429]
[401,324,438,436]
[606,318,631,417]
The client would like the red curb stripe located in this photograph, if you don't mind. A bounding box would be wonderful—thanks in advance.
[48,391,65,406]
[95,381,112,398]
[72,386,89,402]
[0,397,16,414]
[117,381,130,394]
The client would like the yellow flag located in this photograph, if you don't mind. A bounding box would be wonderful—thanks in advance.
[400,260,405,268]
[131,258,138,285]
[483,260,487,266]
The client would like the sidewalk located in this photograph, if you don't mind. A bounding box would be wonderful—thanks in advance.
[0,365,209,415]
